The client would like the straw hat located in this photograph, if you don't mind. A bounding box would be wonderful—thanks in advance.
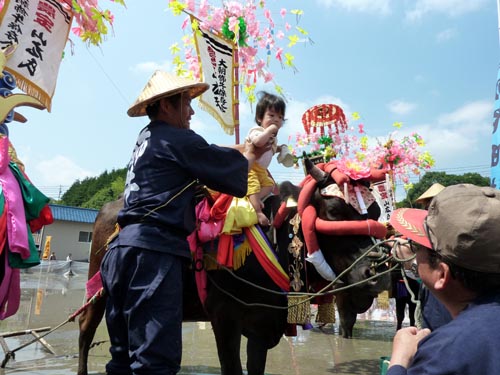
[414,183,445,204]
[127,71,209,117]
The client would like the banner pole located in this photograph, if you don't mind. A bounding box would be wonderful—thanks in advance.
[234,47,240,144]
[497,0,500,45]
[492,1,500,188]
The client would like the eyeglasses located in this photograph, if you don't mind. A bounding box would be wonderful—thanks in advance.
[407,239,426,254]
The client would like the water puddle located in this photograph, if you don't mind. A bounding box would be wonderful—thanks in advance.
[0,262,404,374]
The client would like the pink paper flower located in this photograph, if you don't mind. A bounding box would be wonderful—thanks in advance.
[336,158,371,180]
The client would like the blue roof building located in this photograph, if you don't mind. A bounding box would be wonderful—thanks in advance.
[38,204,100,262]
[48,204,99,224]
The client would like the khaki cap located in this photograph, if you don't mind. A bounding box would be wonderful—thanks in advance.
[391,184,500,274]
[127,71,209,117]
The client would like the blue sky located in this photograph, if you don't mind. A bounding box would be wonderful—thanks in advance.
[7,0,498,200]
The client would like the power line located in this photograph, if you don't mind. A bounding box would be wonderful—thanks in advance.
[38,164,492,201]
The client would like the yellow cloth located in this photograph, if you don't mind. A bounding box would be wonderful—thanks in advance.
[222,196,258,235]
[247,163,275,196]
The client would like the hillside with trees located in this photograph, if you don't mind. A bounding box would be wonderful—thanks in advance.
[59,168,126,209]
[398,171,490,208]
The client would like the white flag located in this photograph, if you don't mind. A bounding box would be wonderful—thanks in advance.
[372,179,394,224]
[194,24,237,136]
[0,0,73,111]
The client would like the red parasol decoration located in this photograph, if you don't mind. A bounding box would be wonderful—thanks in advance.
[301,104,348,136]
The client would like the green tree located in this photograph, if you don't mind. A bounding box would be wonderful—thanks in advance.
[82,176,125,209]
[397,171,490,208]
[60,168,126,208]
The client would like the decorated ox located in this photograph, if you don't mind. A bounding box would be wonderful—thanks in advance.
[270,158,391,338]
[77,158,392,375]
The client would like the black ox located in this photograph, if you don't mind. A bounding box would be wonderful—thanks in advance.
[271,160,391,338]
[77,160,391,375]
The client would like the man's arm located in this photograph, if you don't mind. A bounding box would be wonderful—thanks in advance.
[220,142,272,172]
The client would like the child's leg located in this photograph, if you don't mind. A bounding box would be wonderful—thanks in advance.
[249,192,269,226]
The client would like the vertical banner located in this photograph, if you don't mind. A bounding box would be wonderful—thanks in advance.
[193,21,238,137]
[35,288,43,315]
[492,63,500,189]
[0,0,73,111]
[42,235,51,259]
[372,180,394,224]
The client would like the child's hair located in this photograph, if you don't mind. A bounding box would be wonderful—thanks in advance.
[254,91,286,125]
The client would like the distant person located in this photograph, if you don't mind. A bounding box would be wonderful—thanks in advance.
[414,183,445,209]
[390,270,420,330]
[387,184,500,374]
[66,253,72,261]
[49,252,56,260]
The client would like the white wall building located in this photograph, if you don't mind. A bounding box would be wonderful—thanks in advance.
[35,204,99,262]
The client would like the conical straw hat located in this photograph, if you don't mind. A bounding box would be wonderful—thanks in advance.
[415,183,445,204]
[127,71,209,117]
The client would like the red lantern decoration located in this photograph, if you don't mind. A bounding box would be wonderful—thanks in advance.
[301,104,348,136]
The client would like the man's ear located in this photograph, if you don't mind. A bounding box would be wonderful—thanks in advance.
[159,98,169,112]
[433,262,451,290]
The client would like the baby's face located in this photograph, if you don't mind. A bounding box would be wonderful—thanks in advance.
[261,108,284,130]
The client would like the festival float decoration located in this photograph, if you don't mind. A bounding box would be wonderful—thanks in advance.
[0,45,53,320]
[298,104,348,166]
[289,105,435,221]
[0,0,125,324]
[168,0,311,142]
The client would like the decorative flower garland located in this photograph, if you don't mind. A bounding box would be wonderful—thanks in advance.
[168,0,312,104]
[289,109,435,191]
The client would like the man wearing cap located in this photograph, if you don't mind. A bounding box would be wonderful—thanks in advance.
[387,183,500,374]
[411,182,452,331]
[100,71,266,375]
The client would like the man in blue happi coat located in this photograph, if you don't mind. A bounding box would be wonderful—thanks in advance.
[100,71,266,375]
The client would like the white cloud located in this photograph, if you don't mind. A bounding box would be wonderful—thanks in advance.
[387,100,417,115]
[437,100,491,126]
[315,0,391,15]
[414,74,425,83]
[34,155,95,186]
[406,0,488,21]
[409,100,492,169]
[436,28,458,43]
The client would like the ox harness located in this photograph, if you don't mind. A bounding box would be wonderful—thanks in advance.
[272,161,391,324]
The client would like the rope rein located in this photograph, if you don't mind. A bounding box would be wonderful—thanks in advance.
[201,161,416,310]
[203,238,405,310]
[94,179,199,256]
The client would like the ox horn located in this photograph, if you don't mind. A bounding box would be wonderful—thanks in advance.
[303,152,327,183]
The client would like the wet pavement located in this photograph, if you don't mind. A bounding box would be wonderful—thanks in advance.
[0,261,402,375]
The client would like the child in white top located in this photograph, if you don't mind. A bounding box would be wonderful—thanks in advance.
[245,92,286,226]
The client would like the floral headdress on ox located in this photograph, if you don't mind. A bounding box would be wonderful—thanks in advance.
[289,106,435,193]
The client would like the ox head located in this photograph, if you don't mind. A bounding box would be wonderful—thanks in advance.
[278,157,390,295]
[306,158,389,294]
